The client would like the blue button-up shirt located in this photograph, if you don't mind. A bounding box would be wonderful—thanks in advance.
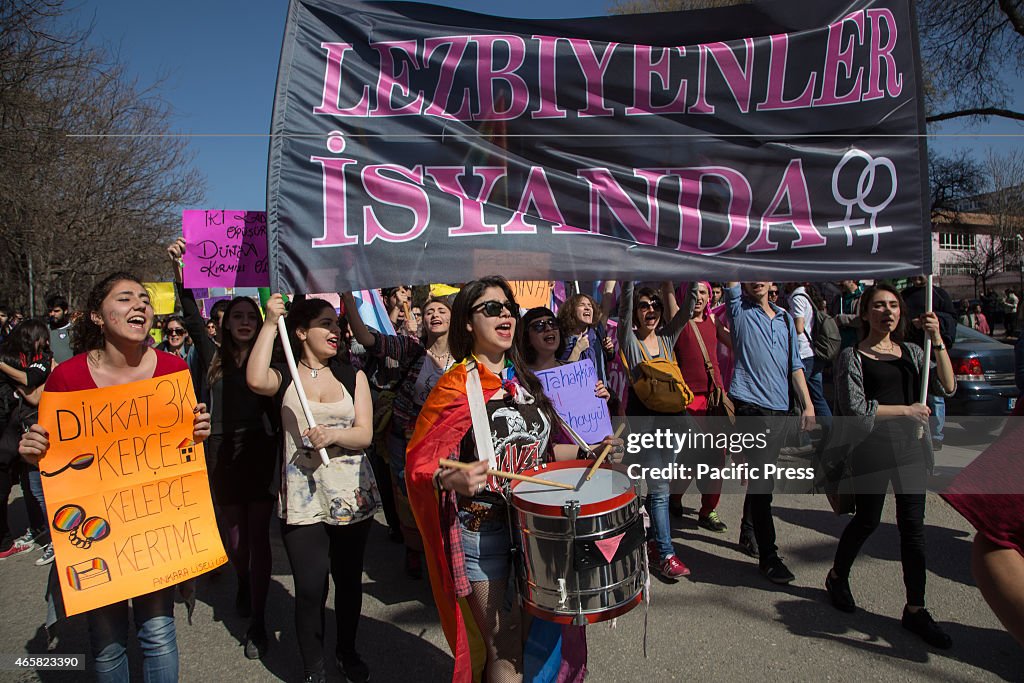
[725,284,801,411]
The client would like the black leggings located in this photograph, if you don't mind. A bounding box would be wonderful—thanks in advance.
[281,519,372,675]
[833,435,928,606]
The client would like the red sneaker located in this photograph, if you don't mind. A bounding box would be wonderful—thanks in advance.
[660,555,691,579]
[0,543,32,560]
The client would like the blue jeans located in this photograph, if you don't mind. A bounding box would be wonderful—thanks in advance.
[645,493,673,560]
[801,356,833,428]
[927,395,945,443]
[87,588,177,683]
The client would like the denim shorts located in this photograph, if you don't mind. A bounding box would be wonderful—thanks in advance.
[458,510,511,582]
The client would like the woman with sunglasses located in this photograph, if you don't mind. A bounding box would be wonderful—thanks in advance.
[341,291,454,579]
[519,306,611,400]
[19,272,211,683]
[167,238,279,659]
[617,280,694,579]
[407,278,621,683]
[248,294,380,683]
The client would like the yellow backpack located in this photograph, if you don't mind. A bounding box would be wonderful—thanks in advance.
[622,337,694,413]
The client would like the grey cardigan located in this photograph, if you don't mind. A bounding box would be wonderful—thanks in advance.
[821,342,956,474]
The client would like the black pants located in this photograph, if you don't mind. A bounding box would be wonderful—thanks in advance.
[366,445,400,533]
[833,434,928,606]
[733,399,792,565]
[281,519,372,675]
[0,458,17,549]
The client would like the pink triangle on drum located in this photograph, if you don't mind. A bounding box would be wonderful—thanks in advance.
[595,533,625,563]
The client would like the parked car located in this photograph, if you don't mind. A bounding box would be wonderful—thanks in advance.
[945,324,1018,416]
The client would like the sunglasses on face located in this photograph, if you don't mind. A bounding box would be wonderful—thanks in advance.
[529,318,559,333]
[166,329,186,337]
[768,291,779,298]
[637,300,663,312]
[471,300,517,318]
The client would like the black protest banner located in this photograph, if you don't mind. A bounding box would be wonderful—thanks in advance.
[268,0,929,293]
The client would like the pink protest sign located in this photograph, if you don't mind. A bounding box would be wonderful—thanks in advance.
[182,210,269,288]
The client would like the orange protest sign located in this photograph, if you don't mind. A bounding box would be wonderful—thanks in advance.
[38,370,226,616]
[509,281,554,310]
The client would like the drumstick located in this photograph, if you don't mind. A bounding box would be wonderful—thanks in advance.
[585,422,627,481]
[438,459,575,490]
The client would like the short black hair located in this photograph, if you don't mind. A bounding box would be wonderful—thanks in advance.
[46,294,69,311]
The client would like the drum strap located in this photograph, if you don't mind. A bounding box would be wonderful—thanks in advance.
[466,360,499,471]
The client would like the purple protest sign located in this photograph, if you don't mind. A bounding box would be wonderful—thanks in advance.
[182,210,270,288]
[535,359,613,441]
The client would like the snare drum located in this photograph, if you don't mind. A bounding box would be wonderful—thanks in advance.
[510,460,646,625]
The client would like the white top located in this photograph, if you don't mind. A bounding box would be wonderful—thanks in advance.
[278,382,381,526]
[789,286,815,360]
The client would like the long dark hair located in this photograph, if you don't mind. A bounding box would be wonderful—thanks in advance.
[557,293,605,336]
[285,297,349,363]
[449,277,559,431]
[71,272,144,354]
[208,296,262,386]
[858,283,908,342]
[0,318,50,367]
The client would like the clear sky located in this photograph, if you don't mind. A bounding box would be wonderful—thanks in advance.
[61,0,1023,212]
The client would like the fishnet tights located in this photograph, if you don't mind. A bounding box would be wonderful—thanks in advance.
[466,579,523,683]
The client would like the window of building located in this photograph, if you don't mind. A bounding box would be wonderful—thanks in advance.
[938,232,977,251]
[939,263,976,276]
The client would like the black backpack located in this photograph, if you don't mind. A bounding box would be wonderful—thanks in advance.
[793,293,842,363]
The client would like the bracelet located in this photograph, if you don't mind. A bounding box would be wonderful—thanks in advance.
[933,344,945,352]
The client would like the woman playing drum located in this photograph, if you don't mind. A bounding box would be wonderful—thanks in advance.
[406,277,621,683]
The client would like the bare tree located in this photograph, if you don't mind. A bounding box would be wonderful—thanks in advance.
[0,0,203,313]
[918,0,1024,124]
[951,151,1024,295]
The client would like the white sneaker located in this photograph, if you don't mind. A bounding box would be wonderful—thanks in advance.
[35,544,55,566]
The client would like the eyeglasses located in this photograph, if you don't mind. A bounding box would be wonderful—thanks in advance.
[636,300,663,312]
[528,318,559,333]
[768,291,779,298]
[166,329,186,337]
[471,300,517,318]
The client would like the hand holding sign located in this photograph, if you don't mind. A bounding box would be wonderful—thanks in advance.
[18,424,50,465]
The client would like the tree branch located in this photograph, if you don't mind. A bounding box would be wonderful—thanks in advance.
[998,0,1024,39]
[926,107,1024,123]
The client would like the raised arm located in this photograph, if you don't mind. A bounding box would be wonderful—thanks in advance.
[599,280,616,319]
[341,292,378,349]
[168,238,216,372]
[661,282,680,320]
[662,282,696,342]
[246,294,285,396]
